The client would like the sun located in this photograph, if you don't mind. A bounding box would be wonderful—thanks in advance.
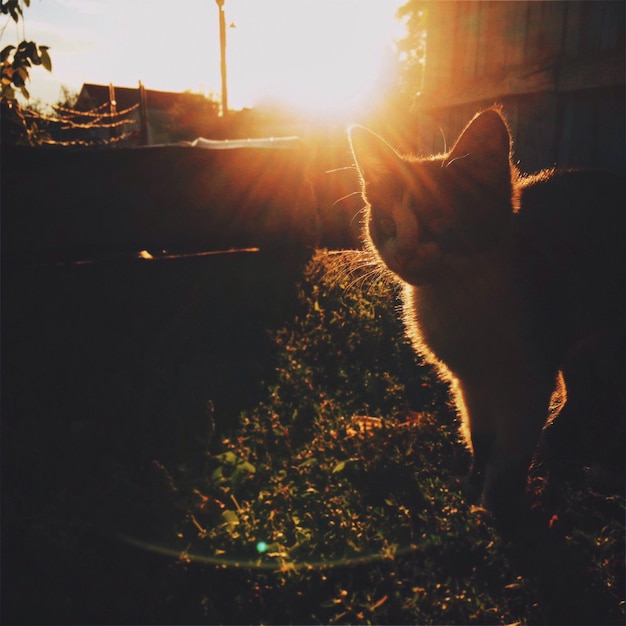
[11,0,404,122]
[226,1,404,120]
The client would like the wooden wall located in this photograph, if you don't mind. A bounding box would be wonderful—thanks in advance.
[412,1,625,173]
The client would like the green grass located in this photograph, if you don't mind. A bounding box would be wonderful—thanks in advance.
[146,251,624,625]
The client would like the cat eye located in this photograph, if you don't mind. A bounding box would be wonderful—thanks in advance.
[406,194,440,244]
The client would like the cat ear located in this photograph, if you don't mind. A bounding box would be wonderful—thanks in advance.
[446,109,511,178]
[349,126,404,184]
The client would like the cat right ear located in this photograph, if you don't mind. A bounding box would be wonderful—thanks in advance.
[349,126,403,184]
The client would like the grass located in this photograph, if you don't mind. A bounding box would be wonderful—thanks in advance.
[135,251,624,624]
[3,250,624,624]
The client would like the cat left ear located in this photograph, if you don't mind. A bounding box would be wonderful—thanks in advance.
[349,126,403,184]
[446,109,511,177]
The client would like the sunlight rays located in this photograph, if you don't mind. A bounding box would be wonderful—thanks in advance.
[227,0,404,120]
[19,0,404,119]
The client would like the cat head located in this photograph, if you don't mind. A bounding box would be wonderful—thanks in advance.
[349,109,516,285]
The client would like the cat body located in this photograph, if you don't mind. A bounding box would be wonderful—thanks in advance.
[349,110,625,516]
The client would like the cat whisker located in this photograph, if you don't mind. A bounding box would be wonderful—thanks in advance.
[319,249,364,287]
[438,125,447,153]
[320,248,391,297]
[331,191,364,210]
[349,206,368,230]
[443,153,469,168]
[324,166,359,174]
[346,261,396,296]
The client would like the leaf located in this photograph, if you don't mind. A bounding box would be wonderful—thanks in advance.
[40,47,51,71]
[332,460,346,473]
[332,457,359,473]
[214,451,237,465]
[1,45,15,63]
[220,509,239,526]
[234,461,255,475]
[369,594,388,611]
[24,41,37,60]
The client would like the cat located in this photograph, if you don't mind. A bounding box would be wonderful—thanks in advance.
[349,108,626,520]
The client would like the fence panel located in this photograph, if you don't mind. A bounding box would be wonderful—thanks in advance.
[414,0,625,173]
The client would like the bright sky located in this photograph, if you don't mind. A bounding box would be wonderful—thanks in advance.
[3,0,406,119]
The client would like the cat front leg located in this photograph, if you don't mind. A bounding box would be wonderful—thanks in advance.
[488,384,559,522]
[450,378,495,501]
[457,368,558,521]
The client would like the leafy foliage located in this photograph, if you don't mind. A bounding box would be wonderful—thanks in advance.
[1,39,51,99]
[1,0,52,144]
[147,251,623,624]
[1,0,52,100]
[1,0,28,23]
[395,0,428,102]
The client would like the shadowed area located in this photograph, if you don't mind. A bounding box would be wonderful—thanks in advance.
[2,142,320,259]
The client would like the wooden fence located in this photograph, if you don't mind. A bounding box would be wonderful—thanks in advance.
[2,140,321,260]
[412,0,625,173]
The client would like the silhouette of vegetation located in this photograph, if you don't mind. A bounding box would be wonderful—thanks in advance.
[1,0,51,99]
[1,0,51,143]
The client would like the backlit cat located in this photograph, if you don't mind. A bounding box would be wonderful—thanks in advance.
[349,109,625,519]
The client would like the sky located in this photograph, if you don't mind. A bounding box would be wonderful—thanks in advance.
[3,0,406,119]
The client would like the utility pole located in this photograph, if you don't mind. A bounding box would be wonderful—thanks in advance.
[215,0,228,116]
